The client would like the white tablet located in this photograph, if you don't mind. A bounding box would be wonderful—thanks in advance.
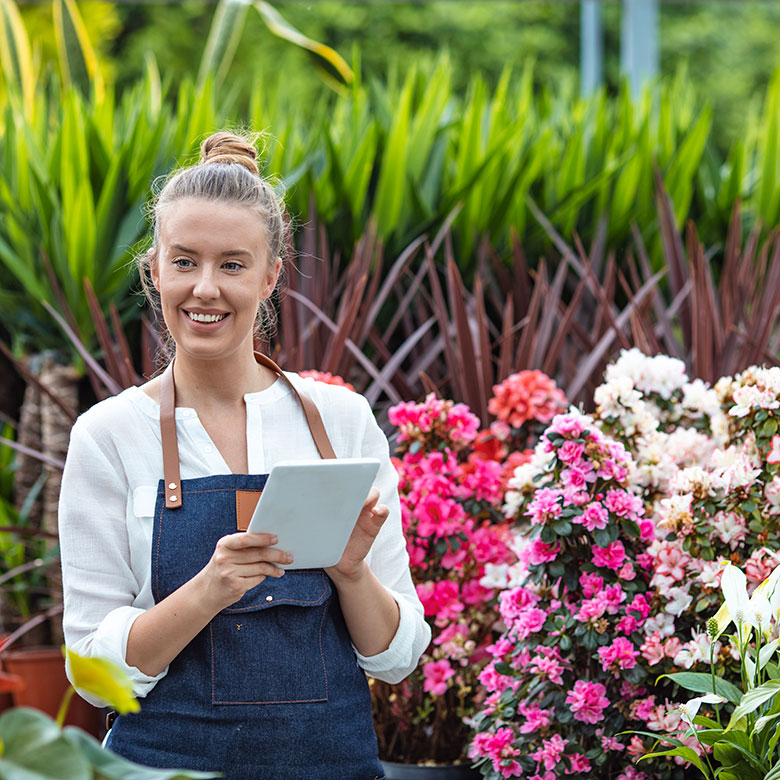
[246,458,382,569]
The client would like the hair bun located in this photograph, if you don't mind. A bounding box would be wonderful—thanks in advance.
[199,131,259,176]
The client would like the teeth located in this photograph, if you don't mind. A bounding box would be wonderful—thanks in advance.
[187,312,227,323]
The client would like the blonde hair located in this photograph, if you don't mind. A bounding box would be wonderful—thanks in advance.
[138,131,290,352]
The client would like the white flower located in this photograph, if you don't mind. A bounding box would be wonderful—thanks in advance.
[644,612,677,637]
[480,564,509,590]
[765,478,780,512]
[673,631,719,670]
[665,586,694,617]
[711,511,748,550]
[681,379,721,418]
[679,693,726,726]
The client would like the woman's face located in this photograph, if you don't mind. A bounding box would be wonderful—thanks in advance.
[151,198,281,362]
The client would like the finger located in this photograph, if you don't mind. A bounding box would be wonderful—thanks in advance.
[221,532,279,549]
[362,487,380,510]
[232,547,293,565]
[237,562,286,579]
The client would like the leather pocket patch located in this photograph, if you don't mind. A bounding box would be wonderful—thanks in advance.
[235,490,262,531]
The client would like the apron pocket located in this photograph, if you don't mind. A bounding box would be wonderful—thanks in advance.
[210,570,332,705]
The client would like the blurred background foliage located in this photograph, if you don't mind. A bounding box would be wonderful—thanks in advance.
[19,1,780,155]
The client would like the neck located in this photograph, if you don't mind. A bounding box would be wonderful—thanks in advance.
[171,345,276,410]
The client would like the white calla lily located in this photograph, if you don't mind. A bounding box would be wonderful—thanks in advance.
[721,563,757,633]
[679,693,726,727]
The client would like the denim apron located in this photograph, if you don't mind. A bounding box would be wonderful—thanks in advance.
[106,354,385,780]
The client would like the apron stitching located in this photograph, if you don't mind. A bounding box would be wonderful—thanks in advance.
[318,584,329,701]
[153,497,165,601]
[212,697,329,705]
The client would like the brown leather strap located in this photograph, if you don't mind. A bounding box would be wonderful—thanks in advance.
[159,353,337,509]
[160,361,181,509]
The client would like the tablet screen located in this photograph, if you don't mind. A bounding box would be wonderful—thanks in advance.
[246,458,381,569]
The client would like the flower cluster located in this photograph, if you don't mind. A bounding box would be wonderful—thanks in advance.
[298,369,356,391]
[469,409,656,779]
[373,373,566,765]
[489,371,567,430]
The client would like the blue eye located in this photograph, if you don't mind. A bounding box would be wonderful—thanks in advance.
[173,257,194,268]
[223,261,243,271]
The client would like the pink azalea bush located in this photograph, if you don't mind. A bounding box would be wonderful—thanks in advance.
[372,382,565,765]
[468,351,780,779]
[468,407,659,779]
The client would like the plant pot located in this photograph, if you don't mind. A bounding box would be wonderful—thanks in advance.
[0,635,14,713]
[2,646,103,736]
[382,761,480,779]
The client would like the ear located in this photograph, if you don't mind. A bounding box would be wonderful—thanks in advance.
[262,257,282,299]
[148,249,160,292]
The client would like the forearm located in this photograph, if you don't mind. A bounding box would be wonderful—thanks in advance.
[329,562,400,657]
[126,570,219,677]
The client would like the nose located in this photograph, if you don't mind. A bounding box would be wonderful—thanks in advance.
[192,266,220,300]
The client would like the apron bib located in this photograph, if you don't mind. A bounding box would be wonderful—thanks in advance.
[106,355,384,780]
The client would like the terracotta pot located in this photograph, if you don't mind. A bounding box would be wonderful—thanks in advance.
[2,646,103,736]
[382,761,480,779]
[0,635,14,713]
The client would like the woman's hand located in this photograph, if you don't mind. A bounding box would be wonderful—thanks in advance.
[199,532,292,611]
[325,487,390,583]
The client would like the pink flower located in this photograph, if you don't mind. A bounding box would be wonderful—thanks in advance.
[640,632,665,666]
[530,734,568,771]
[566,680,610,724]
[469,727,521,776]
[604,489,642,518]
[598,637,639,676]
[548,412,586,438]
[498,587,540,621]
[578,501,609,531]
[422,659,455,695]
[478,661,514,695]
[558,440,585,464]
[592,540,627,570]
[601,735,625,752]
[654,543,690,581]
[416,580,464,623]
[618,768,650,780]
[298,369,355,391]
[579,572,604,598]
[524,538,561,566]
[512,608,548,640]
[525,488,563,525]
[518,701,553,734]
[566,753,591,773]
[529,654,565,685]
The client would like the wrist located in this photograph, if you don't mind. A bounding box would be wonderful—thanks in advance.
[327,560,370,588]
[190,568,231,616]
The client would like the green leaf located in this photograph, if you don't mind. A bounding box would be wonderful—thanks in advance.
[63,727,219,778]
[197,0,251,88]
[726,681,780,731]
[253,1,353,88]
[659,672,743,705]
[0,708,90,780]
[640,746,709,776]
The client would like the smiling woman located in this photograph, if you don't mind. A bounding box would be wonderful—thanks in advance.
[56,131,430,780]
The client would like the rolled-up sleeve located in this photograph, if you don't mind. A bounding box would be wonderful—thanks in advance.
[353,396,431,683]
[59,420,167,705]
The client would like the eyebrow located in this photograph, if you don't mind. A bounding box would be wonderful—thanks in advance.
[170,243,251,257]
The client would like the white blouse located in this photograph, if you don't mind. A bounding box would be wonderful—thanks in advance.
[59,373,430,707]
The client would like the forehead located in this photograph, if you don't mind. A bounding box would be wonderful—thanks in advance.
[160,199,268,255]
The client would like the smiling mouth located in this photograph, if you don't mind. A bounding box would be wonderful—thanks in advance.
[185,311,228,323]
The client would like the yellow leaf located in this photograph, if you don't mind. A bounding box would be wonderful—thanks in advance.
[65,647,140,714]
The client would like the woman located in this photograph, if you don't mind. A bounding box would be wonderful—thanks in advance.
[59,132,430,779]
